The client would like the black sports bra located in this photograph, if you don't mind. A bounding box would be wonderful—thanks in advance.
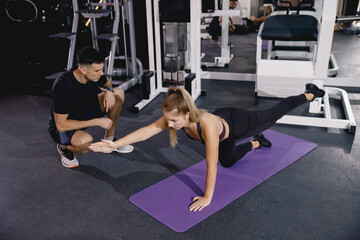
[183,118,226,144]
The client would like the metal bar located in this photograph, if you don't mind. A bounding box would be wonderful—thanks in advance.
[121,4,129,76]
[313,0,337,80]
[333,87,357,130]
[110,56,143,78]
[323,91,331,119]
[145,0,155,72]
[134,88,167,111]
[153,0,163,90]
[118,77,138,92]
[145,0,156,94]
[67,0,79,70]
[201,72,256,81]
[276,115,352,130]
[336,15,360,22]
[324,78,360,87]
[221,0,230,59]
[201,10,240,17]
[106,0,120,78]
[193,0,202,99]
[90,19,98,50]
[127,0,138,77]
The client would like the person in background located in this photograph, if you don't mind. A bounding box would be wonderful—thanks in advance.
[207,0,243,41]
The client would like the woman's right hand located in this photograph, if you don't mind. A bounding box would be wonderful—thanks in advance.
[89,139,116,153]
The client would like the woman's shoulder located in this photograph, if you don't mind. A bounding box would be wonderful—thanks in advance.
[200,111,213,119]
[200,112,219,127]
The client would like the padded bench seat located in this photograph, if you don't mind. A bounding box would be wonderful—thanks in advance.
[261,15,318,41]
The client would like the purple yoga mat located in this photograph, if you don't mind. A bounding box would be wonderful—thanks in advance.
[129,130,317,232]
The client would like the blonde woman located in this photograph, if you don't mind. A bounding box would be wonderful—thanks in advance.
[89,84,324,211]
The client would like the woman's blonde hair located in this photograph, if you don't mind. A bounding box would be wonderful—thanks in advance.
[162,87,206,147]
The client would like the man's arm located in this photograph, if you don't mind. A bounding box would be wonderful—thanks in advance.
[54,113,112,132]
[100,77,117,112]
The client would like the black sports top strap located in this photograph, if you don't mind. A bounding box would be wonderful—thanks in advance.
[197,122,205,144]
[218,119,226,141]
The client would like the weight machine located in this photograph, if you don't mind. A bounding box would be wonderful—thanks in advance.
[132,0,204,112]
[46,0,143,92]
[255,0,356,133]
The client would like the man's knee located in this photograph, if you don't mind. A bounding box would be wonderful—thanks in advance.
[71,131,93,153]
[114,87,125,102]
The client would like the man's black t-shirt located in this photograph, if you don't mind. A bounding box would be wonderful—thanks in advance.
[50,68,107,122]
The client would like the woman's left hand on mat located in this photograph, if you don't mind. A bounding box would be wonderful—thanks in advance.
[189,196,211,211]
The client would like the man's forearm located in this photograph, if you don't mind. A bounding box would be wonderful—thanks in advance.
[56,119,99,132]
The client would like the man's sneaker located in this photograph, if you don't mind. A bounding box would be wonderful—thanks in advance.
[252,133,272,149]
[305,83,325,101]
[112,137,134,154]
[57,144,79,168]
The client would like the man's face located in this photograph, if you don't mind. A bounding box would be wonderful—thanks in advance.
[83,63,104,82]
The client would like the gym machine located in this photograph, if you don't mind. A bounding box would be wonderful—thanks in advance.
[255,0,356,133]
[336,0,360,35]
[132,0,205,112]
[46,0,143,92]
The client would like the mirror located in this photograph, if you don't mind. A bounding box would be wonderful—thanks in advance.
[200,0,360,82]
[201,0,263,74]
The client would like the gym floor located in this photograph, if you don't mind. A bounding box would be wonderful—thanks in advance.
[1,34,360,239]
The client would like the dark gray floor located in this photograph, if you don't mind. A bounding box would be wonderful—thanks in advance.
[202,33,258,73]
[331,31,360,79]
[1,79,360,240]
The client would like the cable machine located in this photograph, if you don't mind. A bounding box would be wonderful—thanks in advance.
[132,0,204,112]
[46,0,143,92]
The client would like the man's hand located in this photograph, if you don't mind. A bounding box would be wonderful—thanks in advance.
[97,118,113,129]
[189,196,212,212]
[103,90,116,112]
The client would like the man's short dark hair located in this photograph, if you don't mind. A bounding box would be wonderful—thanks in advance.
[76,46,104,65]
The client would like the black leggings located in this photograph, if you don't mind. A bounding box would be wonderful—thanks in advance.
[219,94,307,168]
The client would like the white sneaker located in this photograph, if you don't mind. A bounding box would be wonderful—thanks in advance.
[57,144,79,168]
[109,137,134,153]
[113,144,134,154]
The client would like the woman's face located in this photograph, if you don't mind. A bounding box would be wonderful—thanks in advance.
[163,110,190,130]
